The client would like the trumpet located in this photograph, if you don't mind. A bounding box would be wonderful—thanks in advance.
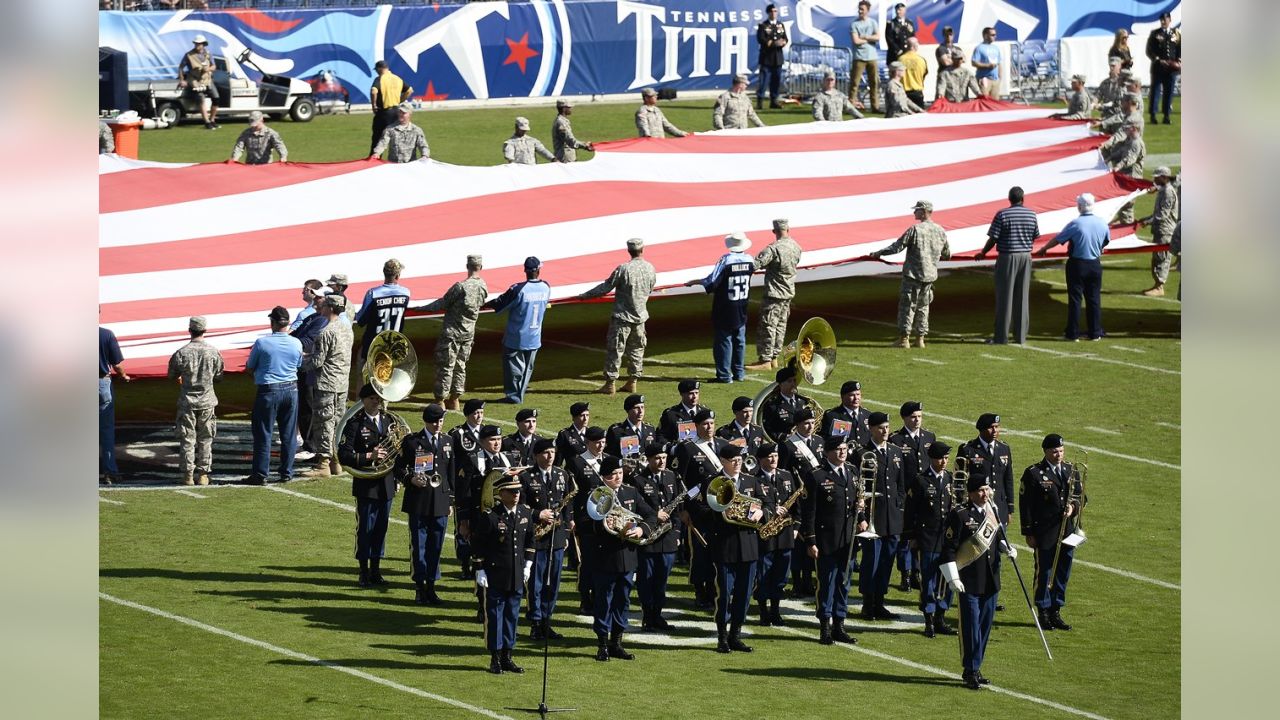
[856,451,880,539]
[707,476,765,529]
[758,484,807,540]
[411,471,443,489]
[533,479,578,540]
[743,451,758,473]
[586,485,648,544]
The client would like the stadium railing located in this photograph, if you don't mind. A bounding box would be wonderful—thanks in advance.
[783,44,853,100]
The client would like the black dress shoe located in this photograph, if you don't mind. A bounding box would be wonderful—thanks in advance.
[874,606,900,621]
[500,651,525,674]
[357,569,372,588]
[240,474,266,486]
[488,653,503,674]
[414,584,429,605]
[368,572,387,586]
[975,670,991,685]
[594,643,610,662]
[910,570,921,590]
[963,672,981,690]
[544,623,563,640]
[1049,609,1073,631]
[607,641,634,660]
[1038,609,1055,631]
[728,634,753,653]
[424,589,443,605]
[923,616,935,638]
[819,619,833,645]
[716,636,731,653]
[898,575,911,592]
[831,622,856,644]
[934,612,957,636]
[652,615,672,631]
[529,624,546,641]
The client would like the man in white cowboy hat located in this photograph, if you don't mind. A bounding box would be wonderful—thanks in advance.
[685,233,755,383]
[178,34,220,130]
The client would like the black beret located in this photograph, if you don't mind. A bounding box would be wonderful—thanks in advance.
[599,456,622,475]
[840,380,861,394]
[867,411,890,426]
[358,383,376,399]
[755,442,778,458]
[463,399,485,415]
[775,366,797,383]
[623,394,645,410]
[732,396,754,412]
[532,438,555,454]
[717,443,744,459]
[976,413,1000,430]
[570,401,590,417]
[966,473,991,492]
[644,441,668,457]
[678,379,700,394]
[422,404,445,422]
[823,435,848,452]
[927,442,951,459]
[515,408,538,422]
[478,425,502,439]
[900,401,922,416]
[694,409,715,423]
[1042,433,1064,449]
[585,426,606,441]
[794,407,815,423]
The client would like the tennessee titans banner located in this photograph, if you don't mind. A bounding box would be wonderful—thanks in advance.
[99,0,1180,102]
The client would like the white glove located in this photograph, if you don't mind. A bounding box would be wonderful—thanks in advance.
[1002,541,1018,560]
[523,560,533,583]
[940,561,965,594]
[475,569,489,589]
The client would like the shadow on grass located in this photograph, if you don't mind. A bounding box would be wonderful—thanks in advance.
[720,665,958,687]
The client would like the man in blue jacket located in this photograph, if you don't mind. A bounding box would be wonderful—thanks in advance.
[484,257,551,404]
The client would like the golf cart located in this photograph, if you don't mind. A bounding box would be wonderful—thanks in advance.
[129,49,316,126]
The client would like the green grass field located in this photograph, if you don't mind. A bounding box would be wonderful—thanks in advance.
[103,97,1181,719]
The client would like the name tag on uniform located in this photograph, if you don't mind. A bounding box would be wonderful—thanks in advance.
[831,419,852,438]
[677,422,697,442]
[619,435,640,457]
[414,451,434,473]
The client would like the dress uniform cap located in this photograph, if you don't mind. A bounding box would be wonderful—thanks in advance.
[927,442,951,459]
[495,477,523,492]
[570,401,591,417]
[585,426,607,441]
[626,237,645,250]
[867,411,890,426]
[189,316,207,332]
[766,3,777,11]
[640,87,658,97]
[515,116,531,130]
[358,383,376,399]
[532,438,555,454]
[464,399,486,415]
[325,273,348,287]
[645,441,668,457]
[976,413,1000,430]
[823,435,848,452]
[268,305,290,323]
[1042,433,1065,449]
[523,256,542,271]
[422,404,446,422]
[383,258,404,275]
[718,443,745,459]
[623,394,645,410]
[911,200,933,212]
[515,408,538,422]
[775,365,797,383]
[694,409,715,423]
[755,442,778,458]
[900,401,922,416]
[732,396,754,412]
[840,380,861,394]
[479,425,503,439]
[599,456,623,475]
[678,380,700,394]
[794,407,815,423]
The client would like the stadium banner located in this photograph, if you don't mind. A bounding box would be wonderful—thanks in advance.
[100,0,1182,103]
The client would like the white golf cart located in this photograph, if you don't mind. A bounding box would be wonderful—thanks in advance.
[129,49,316,126]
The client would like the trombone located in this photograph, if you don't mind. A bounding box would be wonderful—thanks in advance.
[752,317,837,442]
[950,455,970,505]
[856,451,880,539]
[1047,451,1089,591]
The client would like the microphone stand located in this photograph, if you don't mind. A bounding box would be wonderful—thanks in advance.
[506,521,576,719]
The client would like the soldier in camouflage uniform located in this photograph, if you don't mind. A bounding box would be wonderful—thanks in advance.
[577,238,657,395]
[1094,93,1144,141]
[415,255,489,410]
[712,75,765,130]
[1138,166,1180,297]
[635,88,687,138]
[938,47,983,102]
[552,99,594,163]
[503,117,556,165]
[99,121,114,154]
[748,219,803,370]
[884,62,925,118]
[167,316,224,485]
[369,103,429,163]
[869,200,952,348]
[1051,75,1093,120]
[1105,124,1146,224]
[301,295,354,476]
[1095,58,1125,119]
[811,72,864,121]
[230,111,287,165]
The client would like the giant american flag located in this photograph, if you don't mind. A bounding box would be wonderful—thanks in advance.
[99,99,1151,376]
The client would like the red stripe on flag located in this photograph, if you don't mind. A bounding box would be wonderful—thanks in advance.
[99,160,376,214]
[926,97,1029,113]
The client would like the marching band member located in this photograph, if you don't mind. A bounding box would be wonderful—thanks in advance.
[519,438,573,641]
[758,365,812,441]
[395,403,455,605]
[890,400,935,592]
[606,394,656,472]
[858,412,907,621]
[779,406,824,596]
[630,442,685,630]
[958,412,1016,611]
[569,426,612,613]
[657,380,707,447]
[716,396,767,460]
[903,441,957,637]
[338,383,400,588]
[674,409,728,609]
[1020,433,1084,631]
[820,380,872,447]
[473,476,535,674]
[800,436,863,644]
[449,398,487,579]
[502,408,543,465]
[555,402,592,469]
[462,425,522,618]
[753,442,800,626]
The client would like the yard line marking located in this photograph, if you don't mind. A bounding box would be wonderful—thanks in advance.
[980,353,1013,362]
[99,593,515,720]
[99,496,125,505]
[265,485,407,528]
[1109,345,1145,354]
[911,358,946,366]
[100,483,259,492]
[845,360,881,370]
[1009,544,1180,591]
[1155,422,1180,430]
[174,489,208,499]
[1040,278,1182,304]
[771,625,1112,720]
[1082,426,1122,436]
[569,378,601,387]
[1013,342,1179,376]
[1099,258,1133,266]
[822,311,971,339]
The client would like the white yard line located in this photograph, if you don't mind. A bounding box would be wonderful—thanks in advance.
[979,353,1013,362]
[845,360,881,370]
[1009,544,1180,591]
[911,358,946,366]
[99,593,515,720]
[99,496,126,505]
[1108,345,1145,354]
[100,483,259,492]
[1098,258,1133,266]
[1082,426,1122,436]
[266,485,408,528]
[1013,342,1179,376]
[174,489,208,499]
[1155,422,1180,430]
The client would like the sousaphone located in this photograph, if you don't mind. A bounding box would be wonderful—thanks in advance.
[752,317,838,441]
[339,330,418,479]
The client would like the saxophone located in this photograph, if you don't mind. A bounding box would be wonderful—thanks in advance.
[533,479,578,540]
[758,484,807,540]
[640,491,690,546]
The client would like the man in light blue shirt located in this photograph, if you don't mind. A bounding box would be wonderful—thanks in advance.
[849,0,882,113]
[1037,193,1111,341]
[243,306,305,483]
[972,26,1001,97]
[484,257,551,404]
[288,279,322,332]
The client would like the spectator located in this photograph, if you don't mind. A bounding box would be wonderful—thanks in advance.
[1108,28,1133,70]
[849,1,881,113]
[178,35,219,130]
[369,103,428,163]
[551,100,593,163]
[167,316,224,486]
[976,186,1039,345]
[230,110,288,164]
[483,257,551,404]
[712,75,765,130]
[354,258,410,361]
[684,233,755,384]
[242,306,304,485]
[1036,194,1110,341]
[884,62,924,118]
[884,3,915,64]
[898,37,928,108]
[755,4,789,110]
[369,60,412,154]
[288,279,323,332]
[99,324,132,484]
[869,200,951,349]
[811,71,864,120]
[1145,12,1180,124]
[503,117,555,165]
[972,27,1001,98]
[635,87,687,138]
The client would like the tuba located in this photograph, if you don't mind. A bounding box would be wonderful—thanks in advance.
[586,485,648,544]
[341,330,418,480]
[707,476,765,529]
[855,451,880,539]
[753,317,837,442]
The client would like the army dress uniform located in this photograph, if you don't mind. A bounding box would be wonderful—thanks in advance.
[395,413,455,603]
[754,454,801,625]
[502,426,544,467]
[941,482,1005,688]
[957,417,1016,606]
[752,226,803,365]
[551,113,590,163]
[519,454,574,638]
[605,417,656,474]
[820,398,872,448]
[712,86,765,130]
[555,417,590,469]
[759,388,814,443]
[472,494,536,671]
[799,449,863,643]
[629,452,685,629]
[338,407,400,585]
[231,126,287,165]
[567,432,611,609]
[417,272,489,402]
[716,419,767,461]
[779,420,825,594]
[888,406,936,587]
[1019,444,1084,627]
[870,209,952,344]
[167,322,224,484]
[371,121,429,163]
[857,439,907,619]
[579,250,658,385]
[657,397,707,449]
[903,446,957,637]
[674,426,728,607]
[448,415,485,577]
[503,133,555,165]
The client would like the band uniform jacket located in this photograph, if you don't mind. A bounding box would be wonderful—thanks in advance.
[520,465,574,550]
[568,452,613,518]
[674,438,729,488]
[692,474,771,564]
[778,433,824,481]
[396,429,455,517]
[958,438,1016,526]
[449,423,483,483]
[606,420,656,465]
[800,461,862,555]
[629,467,685,555]
[502,431,545,466]
[889,427,936,485]
[755,467,801,552]
[472,504,536,594]
[575,484,656,573]
[820,404,871,447]
[716,422,767,460]
[338,409,398,501]
[860,442,907,536]
[759,391,813,442]
[903,467,954,553]
[554,425,589,469]
[461,449,520,522]
[1018,460,1084,549]
[942,502,1002,597]
[658,402,708,447]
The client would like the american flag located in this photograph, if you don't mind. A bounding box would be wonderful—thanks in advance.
[99,99,1150,376]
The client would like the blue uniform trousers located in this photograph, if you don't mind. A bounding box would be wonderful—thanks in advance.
[815,547,853,620]
[957,591,997,672]
[918,550,953,613]
[689,527,713,591]
[501,347,538,404]
[408,514,448,583]
[592,570,634,637]
[636,551,676,614]
[250,382,298,479]
[757,65,783,102]
[484,586,523,651]
[858,534,900,600]
[715,560,757,628]
[454,515,473,576]
[354,498,393,561]
[528,547,565,623]
[1033,543,1074,609]
[895,538,916,576]
[757,548,792,602]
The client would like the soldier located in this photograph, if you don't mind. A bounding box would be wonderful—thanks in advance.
[1050,75,1094,120]
[338,383,401,587]
[779,406,823,596]
[520,438,574,641]
[473,476,535,674]
[483,256,551,404]
[354,258,411,363]
[657,380,707,448]
[300,294,353,477]
[606,394,656,472]
[1093,92,1144,141]
[1145,11,1180,124]
[712,74,765,130]
[501,408,542,466]
[577,456,655,661]
[576,237,656,395]
[889,400,935,591]
[635,87,688,138]
[324,273,355,325]
[449,399,487,579]
[673,408,728,608]
[820,380,871,447]
[857,412,907,621]
[167,316,224,486]
[869,200,952,348]
[748,219,803,370]
[395,403,455,605]
[461,424,524,617]
[555,402,592,470]
[551,99,594,163]
[1020,434,1084,632]
[230,111,287,165]
[368,103,428,162]
[753,442,801,626]
[957,412,1015,611]
[1095,58,1126,118]
[503,116,555,165]
[178,34,219,130]
[800,435,862,644]
[692,444,770,653]
[1105,124,1146,223]
[884,62,925,119]
[569,425,611,612]
[904,441,957,638]
[630,442,685,630]
[413,255,488,409]
[755,3,789,109]
[369,59,412,154]
[884,2,915,64]
[938,47,984,103]
[99,121,115,154]
[1138,166,1180,297]
[759,365,813,442]
[811,72,864,121]
[716,396,767,461]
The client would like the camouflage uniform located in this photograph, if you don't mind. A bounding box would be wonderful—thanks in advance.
[1149,181,1180,284]
[372,122,429,162]
[1059,89,1094,120]
[231,126,288,164]
[938,67,983,102]
[99,122,114,154]
[753,235,803,362]
[1099,108,1144,141]
[635,105,687,138]
[712,90,765,130]
[873,219,951,337]
[579,257,657,381]
[885,78,924,118]
[1106,134,1145,223]
[302,318,354,459]
[419,275,489,398]
[811,89,864,121]
[167,339,224,479]
[552,115,590,162]
[1096,76,1125,117]
[503,134,555,165]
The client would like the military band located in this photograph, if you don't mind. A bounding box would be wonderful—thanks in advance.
[778,406,824,595]
[569,426,611,612]
[889,401,935,592]
[338,383,401,587]
[519,438,573,640]
[631,442,685,630]
[449,398,487,579]
[555,402,592,469]
[903,441,957,637]
[957,412,1016,610]
[716,396,767,462]
[858,412,907,621]
[1020,433,1084,632]
[758,365,813,442]
[395,403,455,605]
[673,408,728,609]
[658,380,708,448]
[606,394,656,472]
[473,476,535,674]
[800,436,863,644]
[502,407,543,465]
[752,443,800,626]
